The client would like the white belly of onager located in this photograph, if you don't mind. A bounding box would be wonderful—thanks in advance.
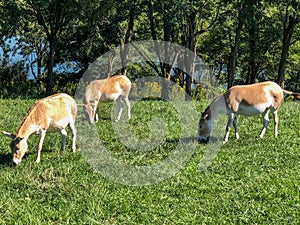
[48,118,70,132]
[100,93,120,102]
[237,103,270,116]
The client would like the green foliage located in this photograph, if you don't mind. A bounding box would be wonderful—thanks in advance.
[0,98,299,224]
[285,41,300,92]
[1,0,300,94]
[191,83,224,101]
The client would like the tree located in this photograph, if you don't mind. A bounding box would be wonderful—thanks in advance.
[276,0,300,86]
[2,0,115,92]
[181,0,220,94]
[24,0,83,94]
[57,0,116,78]
[146,0,177,99]
[226,1,246,88]
[245,0,260,84]
[117,0,138,76]
[2,0,300,95]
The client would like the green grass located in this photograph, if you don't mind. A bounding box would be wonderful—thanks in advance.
[0,97,299,224]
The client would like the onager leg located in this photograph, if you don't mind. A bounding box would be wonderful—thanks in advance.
[259,109,270,139]
[36,129,46,163]
[272,109,279,137]
[224,113,235,143]
[94,111,99,122]
[93,102,99,123]
[60,128,67,152]
[124,96,131,120]
[69,121,77,152]
[233,115,239,140]
[115,97,123,122]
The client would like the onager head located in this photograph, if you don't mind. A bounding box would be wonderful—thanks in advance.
[198,113,213,144]
[82,103,97,125]
[2,131,28,165]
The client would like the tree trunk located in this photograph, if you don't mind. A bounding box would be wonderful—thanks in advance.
[119,1,135,76]
[247,0,258,85]
[227,13,244,89]
[147,0,173,99]
[277,16,297,86]
[46,41,54,95]
[177,55,185,88]
[159,2,173,100]
[185,6,196,97]
[161,75,170,100]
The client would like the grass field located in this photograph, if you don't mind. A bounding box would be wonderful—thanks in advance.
[0,97,299,224]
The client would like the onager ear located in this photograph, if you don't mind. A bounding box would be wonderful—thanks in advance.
[1,131,16,139]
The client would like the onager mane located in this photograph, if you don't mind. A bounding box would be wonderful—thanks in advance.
[16,93,63,135]
[198,81,300,143]
[16,100,39,135]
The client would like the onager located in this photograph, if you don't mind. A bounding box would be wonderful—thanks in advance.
[81,75,131,124]
[198,81,300,144]
[2,93,77,165]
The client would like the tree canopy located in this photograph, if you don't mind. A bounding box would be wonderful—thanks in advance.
[1,0,300,96]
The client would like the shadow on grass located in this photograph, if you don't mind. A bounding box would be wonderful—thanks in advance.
[99,117,112,121]
[163,136,200,147]
[0,152,32,168]
[0,152,13,167]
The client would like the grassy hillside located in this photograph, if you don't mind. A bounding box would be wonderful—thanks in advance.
[0,98,299,224]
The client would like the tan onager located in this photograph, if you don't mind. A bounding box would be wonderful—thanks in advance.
[81,75,131,124]
[198,81,300,143]
[2,93,77,165]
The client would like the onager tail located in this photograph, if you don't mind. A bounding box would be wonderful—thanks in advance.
[282,89,300,100]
